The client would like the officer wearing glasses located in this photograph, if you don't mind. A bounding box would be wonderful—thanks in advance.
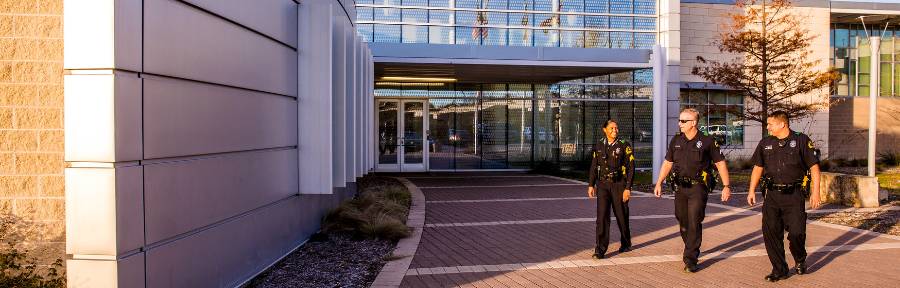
[653,108,732,273]
[747,110,821,282]
[587,119,635,259]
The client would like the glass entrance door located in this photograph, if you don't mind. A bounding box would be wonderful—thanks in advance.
[376,99,428,172]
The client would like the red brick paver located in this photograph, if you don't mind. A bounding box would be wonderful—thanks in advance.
[399,173,900,287]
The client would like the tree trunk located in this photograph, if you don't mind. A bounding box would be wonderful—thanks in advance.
[761,0,768,139]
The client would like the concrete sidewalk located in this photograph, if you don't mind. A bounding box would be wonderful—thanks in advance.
[398,173,900,287]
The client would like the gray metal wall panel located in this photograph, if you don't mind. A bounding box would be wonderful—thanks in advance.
[143,0,298,96]
[180,0,299,48]
[145,196,305,288]
[143,149,299,244]
[142,76,297,159]
[541,47,651,63]
[469,45,542,60]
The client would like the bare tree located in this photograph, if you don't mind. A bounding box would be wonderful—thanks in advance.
[691,0,840,137]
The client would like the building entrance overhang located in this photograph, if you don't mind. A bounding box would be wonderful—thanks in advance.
[370,43,652,84]
[832,11,900,25]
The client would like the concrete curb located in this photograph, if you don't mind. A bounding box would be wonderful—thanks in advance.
[370,177,426,288]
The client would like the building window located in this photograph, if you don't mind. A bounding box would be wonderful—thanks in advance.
[374,69,655,169]
[680,89,745,147]
[356,0,657,48]
[831,23,900,97]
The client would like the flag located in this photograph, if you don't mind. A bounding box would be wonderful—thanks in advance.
[472,0,489,40]
[520,1,530,44]
[538,1,562,34]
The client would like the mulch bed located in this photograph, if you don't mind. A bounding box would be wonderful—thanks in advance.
[247,232,395,288]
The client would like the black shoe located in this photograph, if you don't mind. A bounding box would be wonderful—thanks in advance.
[592,253,605,260]
[764,273,788,282]
[618,245,631,253]
[683,264,698,273]
[794,262,807,275]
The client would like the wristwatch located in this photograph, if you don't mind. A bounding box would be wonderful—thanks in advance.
[723,184,731,189]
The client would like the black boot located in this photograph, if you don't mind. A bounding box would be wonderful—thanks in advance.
[793,261,806,275]
[618,245,631,253]
[764,273,789,282]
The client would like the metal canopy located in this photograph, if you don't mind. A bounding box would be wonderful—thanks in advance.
[374,62,639,84]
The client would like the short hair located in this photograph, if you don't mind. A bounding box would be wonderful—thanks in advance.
[602,119,617,129]
[680,107,701,121]
[768,110,790,125]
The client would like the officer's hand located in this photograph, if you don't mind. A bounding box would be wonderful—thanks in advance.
[747,191,756,206]
[809,194,821,210]
[653,183,662,198]
[587,187,596,198]
[623,189,631,202]
[720,186,731,203]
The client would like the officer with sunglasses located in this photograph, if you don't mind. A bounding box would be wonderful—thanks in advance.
[587,119,635,259]
[653,108,732,273]
[747,110,821,282]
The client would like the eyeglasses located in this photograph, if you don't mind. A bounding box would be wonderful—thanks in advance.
[678,119,695,124]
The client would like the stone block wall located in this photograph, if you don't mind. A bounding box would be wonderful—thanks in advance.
[0,0,66,265]
[828,97,900,160]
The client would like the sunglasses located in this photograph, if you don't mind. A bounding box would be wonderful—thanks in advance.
[678,119,695,124]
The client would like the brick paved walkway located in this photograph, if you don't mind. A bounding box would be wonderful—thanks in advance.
[398,173,900,287]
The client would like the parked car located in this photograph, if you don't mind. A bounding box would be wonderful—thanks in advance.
[705,125,730,137]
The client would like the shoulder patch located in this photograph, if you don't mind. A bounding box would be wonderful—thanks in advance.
[625,146,633,154]
[808,141,815,149]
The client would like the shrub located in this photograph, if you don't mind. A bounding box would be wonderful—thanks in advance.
[878,150,900,167]
[0,214,65,288]
[818,158,834,172]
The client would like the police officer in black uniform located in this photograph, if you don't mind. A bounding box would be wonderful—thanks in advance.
[653,108,732,273]
[587,119,635,259]
[747,110,821,282]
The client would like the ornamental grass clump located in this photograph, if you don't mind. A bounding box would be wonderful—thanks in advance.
[322,177,411,241]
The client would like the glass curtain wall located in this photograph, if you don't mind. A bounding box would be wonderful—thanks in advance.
[680,89,745,147]
[375,69,654,170]
[831,23,900,97]
[356,0,657,48]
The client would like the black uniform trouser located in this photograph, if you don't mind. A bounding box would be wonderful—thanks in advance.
[762,187,808,275]
[674,184,708,266]
[595,180,631,255]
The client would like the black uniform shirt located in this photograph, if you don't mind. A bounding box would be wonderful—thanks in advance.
[588,138,636,189]
[751,131,819,184]
[664,132,725,179]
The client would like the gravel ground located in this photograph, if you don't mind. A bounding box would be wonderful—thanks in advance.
[810,210,900,237]
[247,232,395,288]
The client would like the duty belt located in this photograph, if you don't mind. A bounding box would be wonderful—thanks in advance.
[599,171,624,182]
[766,182,801,194]
[673,176,703,188]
